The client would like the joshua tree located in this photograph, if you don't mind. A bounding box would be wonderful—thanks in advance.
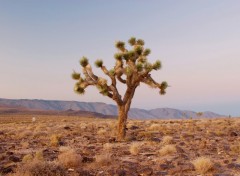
[72,37,168,140]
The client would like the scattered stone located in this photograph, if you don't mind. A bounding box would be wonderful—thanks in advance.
[151,137,161,142]
[138,167,153,176]
[115,169,126,176]
[159,164,173,170]
[230,131,238,137]
[213,174,232,176]
[6,151,13,155]
[64,126,71,130]
[176,146,185,153]
[82,156,95,163]
[129,125,139,130]
[9,155,20,162]
[227,163,240,169]
[155,171,168,176]
[76,169,94,176]
[108,137,116,143]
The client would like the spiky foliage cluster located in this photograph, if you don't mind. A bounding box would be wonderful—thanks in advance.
[72,37,168,103]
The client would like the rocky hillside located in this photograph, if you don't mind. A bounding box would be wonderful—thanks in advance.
[0,98,224,119]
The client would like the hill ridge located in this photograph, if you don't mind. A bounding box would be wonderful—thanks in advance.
[0,98,224,119]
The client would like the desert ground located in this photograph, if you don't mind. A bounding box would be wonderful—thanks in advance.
[0,115,240,176]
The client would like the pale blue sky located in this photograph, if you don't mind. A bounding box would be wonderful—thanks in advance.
[1,1,240,116]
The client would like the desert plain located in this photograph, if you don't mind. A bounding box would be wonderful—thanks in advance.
[0,115,240,176]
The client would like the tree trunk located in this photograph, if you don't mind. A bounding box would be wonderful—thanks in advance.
[117,105,128,141]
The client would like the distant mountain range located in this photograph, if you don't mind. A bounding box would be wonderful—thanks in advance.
[0,98,225,119]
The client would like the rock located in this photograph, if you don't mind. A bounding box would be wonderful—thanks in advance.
[115,169,126,176]
[138,167,153,176]
[213,174,232,176]
[9,155,20,162]
[230,131,238,137]
[108,137,116,143]
[76,169,94,176]
[64,126,71,130]
[154,171,168,176]
[159,164,173,170]
[223,160,229,164]
[6,151,13,155]
[129,125,139,130]
[227,163,240,169]
[82,156,95,163]
[151,137,161,142]
[179,142,185,146]
[176,146,185,153]
[169,164,194,174]
[1,164,16,174]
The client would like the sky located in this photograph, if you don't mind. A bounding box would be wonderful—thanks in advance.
[0,1,240,116]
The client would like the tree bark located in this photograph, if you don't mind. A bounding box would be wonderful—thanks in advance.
[117,105,128,141]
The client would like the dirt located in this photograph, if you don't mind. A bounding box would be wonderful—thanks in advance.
[0,115,239,176]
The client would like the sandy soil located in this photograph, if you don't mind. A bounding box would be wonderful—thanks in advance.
[0,115,240,176]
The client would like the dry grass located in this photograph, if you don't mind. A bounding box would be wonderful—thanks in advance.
[11,160,66,176]
[161,136,173,145]
[58,149,82,168]
[129,142,142,155]
[192,156,213,174]
[50,134,61,147]
[95,154,112,166]
[159,145,176,156]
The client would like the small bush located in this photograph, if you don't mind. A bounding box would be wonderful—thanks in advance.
[161,136,173,145]
[192,156,213,174]
[13,160,66,176]
[129,142,141,155]
[159,145,176,156]
[50,134,61,147]
[95,154,111,166]
[58,149,82,168]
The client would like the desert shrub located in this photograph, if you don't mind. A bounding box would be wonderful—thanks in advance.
[58,149,82,168]
[22,154,33,163]
[159,145,176,156]
[59,146,72,152]
[148,124,162,131]
[192,156,213,174]
[97,128,107,135]
[35,150,44,161]
[161,136,173,145]
[230,143,240,154]
[12,160,66,176]
[95,154,112,166]
[129,142,142,155]
[103,143,114,151]
[50,134,61,147]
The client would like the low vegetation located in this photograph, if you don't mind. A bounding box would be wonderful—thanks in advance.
[0,115,239,175]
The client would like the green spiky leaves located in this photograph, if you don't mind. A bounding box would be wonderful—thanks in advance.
[136,63,143,72]
[95,59,103,68]
[128,37,136,46]
[134,46,143,55]
[159,81,168,95]
[152,60,162,70]
[144,62,153,72]
[160,81,168,90]
[74,83,85,95]
[109,69,115,76]
[80,57,88,67]
[143,48,151,56]
[71,72,80,80]
[114,53,123,61]
[136,39,145,46]
[115,41,125,50]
